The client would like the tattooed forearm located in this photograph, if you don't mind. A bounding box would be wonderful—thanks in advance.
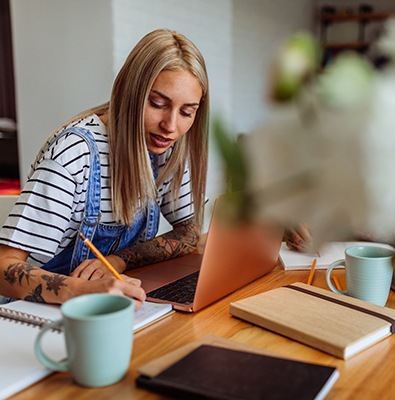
[3,260,68,302]
[167,217,200,247]
[116,250,145,270]
[24,284,47,303]
[117,237,179,269]
[116,217,201,270]
[23,276,67,303]
[4,263,37,286]
[42,274,67,295]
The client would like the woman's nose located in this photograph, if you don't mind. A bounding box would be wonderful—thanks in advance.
[160,111,177,133]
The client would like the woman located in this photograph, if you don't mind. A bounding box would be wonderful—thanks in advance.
[0,29,209,309]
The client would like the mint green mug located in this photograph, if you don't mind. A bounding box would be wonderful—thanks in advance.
[326,246,394,306]
[35,293,134,387]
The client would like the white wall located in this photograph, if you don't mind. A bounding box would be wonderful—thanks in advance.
[111,0,233,231]
[11,0,114,179]
[232,0,314,135]
[11,0,316,233]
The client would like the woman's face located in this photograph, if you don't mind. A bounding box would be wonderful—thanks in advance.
[144,69,202,154]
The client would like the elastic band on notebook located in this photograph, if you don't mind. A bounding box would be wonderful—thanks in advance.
[284,285,395,333]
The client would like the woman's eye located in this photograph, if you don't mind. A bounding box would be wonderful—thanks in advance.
[181,110,192,118]
[149,100,164,109]
[181,107,198,118]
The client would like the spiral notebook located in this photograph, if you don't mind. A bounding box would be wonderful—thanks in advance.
[0,300,172,400]
[0,301,65,400]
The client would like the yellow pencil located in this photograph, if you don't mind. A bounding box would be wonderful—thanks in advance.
[332,276,343,291]
[307,259,317,285]
[79,232,125,282]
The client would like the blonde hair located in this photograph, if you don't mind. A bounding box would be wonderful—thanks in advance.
[34,29,209,229]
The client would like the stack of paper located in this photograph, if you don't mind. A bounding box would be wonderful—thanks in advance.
[279,241,394,270]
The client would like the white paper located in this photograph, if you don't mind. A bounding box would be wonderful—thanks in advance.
[0,299,172,399]
[279,241,394,270]
[0,302,65,400]
[134,301,172,331]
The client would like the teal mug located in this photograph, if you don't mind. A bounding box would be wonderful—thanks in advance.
[326,246,394,306]
[35,293,134,387]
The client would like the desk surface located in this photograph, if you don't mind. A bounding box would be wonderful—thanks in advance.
[10,243,395,400]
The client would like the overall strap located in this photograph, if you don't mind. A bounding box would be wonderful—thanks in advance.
[145,153,160,241]
[49,127,102,271]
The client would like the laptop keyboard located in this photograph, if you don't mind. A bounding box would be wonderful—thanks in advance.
[146,271,199,305]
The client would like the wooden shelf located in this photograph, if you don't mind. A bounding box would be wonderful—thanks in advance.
[323,42,369,50]
[319,10,394,67]
[320,12,393,23]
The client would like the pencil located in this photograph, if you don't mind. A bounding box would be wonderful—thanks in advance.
[307,259,317,285]
[332,276,343,291]
[301,222,320,256]
[79,232,125,282]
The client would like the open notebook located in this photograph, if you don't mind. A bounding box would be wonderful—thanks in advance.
[279,241,395,271]
[133,195,284,312]
[0,299,172,400]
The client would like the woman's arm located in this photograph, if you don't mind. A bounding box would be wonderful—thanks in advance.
[0,245,146,308]
[117,217,201,270]
[71,217,201,279]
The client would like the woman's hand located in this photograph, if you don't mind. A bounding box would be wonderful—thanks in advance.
[71,255,126,280]
[71,256,145,310]
[74,274,146,310]
[284,223,312,252]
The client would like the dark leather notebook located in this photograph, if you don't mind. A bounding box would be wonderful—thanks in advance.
[136,345,339,400]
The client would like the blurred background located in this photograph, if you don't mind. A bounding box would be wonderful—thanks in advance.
[0,0,393,232]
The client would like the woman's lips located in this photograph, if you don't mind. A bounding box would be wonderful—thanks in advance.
[150,133,172,148]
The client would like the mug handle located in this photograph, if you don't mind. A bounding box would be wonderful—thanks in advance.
[35,319,69,372]
[326,260,348,295]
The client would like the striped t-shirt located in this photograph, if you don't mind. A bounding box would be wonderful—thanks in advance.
[0,114,194,267]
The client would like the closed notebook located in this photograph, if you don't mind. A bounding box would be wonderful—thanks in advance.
[229,282,395,360]
[136,345,339,400]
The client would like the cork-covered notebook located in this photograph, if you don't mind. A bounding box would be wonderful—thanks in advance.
[229,282,395,359]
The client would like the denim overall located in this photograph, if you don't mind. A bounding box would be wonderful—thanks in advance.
[1,127,159,303]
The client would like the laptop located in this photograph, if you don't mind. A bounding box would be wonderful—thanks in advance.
[132,195,284,312]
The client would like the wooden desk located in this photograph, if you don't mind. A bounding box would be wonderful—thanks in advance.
[10,247,395,400]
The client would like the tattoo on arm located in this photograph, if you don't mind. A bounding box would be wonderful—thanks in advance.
[4,263,36,286]
[4,261,68,302]
[24,284,47,303]
[116,217,201,270]
[42,274,68,295]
